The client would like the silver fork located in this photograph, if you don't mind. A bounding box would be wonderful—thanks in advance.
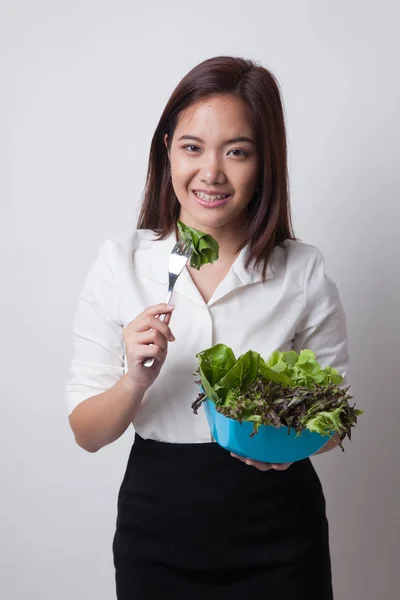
[143,238,193,368]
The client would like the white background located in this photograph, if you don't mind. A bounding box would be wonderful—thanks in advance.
[1,1,399,598]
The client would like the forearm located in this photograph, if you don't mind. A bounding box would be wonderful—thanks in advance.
[314,432,341,455]
[68,374,146,453]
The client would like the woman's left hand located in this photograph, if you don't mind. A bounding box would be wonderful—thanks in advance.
[231,453,293,471]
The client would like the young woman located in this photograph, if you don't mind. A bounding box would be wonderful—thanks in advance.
[66,56,349,599]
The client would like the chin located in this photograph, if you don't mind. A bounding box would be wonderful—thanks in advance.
[191,214,238,234]
[178,193,247,231]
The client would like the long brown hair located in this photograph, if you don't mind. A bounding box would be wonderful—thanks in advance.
[137,56,295,278]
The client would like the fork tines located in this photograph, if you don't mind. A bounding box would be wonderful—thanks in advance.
[175,238,193,256]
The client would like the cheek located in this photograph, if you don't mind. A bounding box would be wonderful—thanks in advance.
[170,155,196,189]
[232,164,258,195]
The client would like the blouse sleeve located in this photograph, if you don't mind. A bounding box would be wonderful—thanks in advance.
[293,249,351,387]
[65,240,125,415]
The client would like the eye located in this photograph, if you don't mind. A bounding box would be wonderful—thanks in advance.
[183,144,201,153]
[228,148,249,158]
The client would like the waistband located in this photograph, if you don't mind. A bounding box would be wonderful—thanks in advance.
[132,432,231,462]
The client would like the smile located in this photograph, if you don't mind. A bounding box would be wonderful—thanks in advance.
[194,191,231,201]
[192,190,232,209]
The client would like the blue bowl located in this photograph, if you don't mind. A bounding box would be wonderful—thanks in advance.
[204,398,331,463]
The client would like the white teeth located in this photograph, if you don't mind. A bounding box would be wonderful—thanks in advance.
[194,191,229,201]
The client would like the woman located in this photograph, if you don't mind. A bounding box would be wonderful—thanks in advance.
[66,56,349,599]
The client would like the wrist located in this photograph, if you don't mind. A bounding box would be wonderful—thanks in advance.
[314,433,341,455]
[120,373,148,398]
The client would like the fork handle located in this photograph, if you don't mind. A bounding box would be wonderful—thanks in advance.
[143,291,172,368]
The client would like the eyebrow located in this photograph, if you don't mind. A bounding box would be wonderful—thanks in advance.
[177,135,256,146]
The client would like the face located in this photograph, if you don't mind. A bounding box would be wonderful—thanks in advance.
[166,95,259,237]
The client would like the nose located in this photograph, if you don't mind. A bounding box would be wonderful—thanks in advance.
[199,155,227,186]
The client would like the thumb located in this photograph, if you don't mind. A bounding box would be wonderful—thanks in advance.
[164,311,173,326]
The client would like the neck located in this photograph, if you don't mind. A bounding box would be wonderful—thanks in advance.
[178,212,246,260]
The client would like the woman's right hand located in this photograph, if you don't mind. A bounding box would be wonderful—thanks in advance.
[122,303,176,391]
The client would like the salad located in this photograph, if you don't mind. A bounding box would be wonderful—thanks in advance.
[192,344,362,449]
[177,220,219,270]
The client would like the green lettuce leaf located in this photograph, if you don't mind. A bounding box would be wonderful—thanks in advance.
[304,406,345,436]
[259,358,292,386]
[196,344,236,387]
[192,343,361,446]
[265,349,344,388]
[177,220,219,270]
[217,350,260,390]
[198,366,219,404]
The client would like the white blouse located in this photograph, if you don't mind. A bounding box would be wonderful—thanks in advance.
[65,229,350,444]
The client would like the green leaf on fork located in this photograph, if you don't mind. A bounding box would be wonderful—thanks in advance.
[177,220,219,270]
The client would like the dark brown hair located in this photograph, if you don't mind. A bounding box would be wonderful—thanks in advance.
[137,56,295,278]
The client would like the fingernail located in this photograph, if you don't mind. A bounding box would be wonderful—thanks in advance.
[166,304,175,309]
[170,333,176,341]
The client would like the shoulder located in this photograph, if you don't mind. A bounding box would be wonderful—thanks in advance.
[280,239,323,264]
[279,240,342,311]
[99,229,158,255]
[272,239,325,281]
[95,229,159,269]
[81,229,160,288]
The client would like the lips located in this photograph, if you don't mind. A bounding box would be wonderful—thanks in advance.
[192,190,231,208]
[194,191,231,201]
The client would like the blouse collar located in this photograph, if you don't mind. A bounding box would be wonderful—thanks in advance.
[134,229,275,307]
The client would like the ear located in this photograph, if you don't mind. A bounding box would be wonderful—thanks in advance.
[164,134,170,156]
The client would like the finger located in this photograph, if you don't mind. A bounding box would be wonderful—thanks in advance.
[271,463,293,471]
[247,460,272,471]
[136,316,175,341]
[143,303,175,318]
[136,330,168,352]
[132,342,166,363]
[230,454,272,471]
[231,453,245,461]
[230,453,249,465]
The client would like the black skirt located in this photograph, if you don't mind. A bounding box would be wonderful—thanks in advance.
[113,434,333,599]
